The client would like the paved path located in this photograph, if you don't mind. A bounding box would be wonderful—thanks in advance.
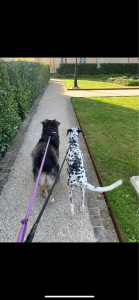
[65,87,139,97]
[0,79,122,242]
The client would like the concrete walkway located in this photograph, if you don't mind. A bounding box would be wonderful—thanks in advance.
[0,78,126,242]
[65,87,139,97]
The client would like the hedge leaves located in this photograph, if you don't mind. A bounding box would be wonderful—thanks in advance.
[0,60,50,158]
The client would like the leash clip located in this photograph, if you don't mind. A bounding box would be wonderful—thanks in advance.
[21,218,28,225]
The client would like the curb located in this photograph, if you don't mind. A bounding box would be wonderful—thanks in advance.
[68,88,139,90]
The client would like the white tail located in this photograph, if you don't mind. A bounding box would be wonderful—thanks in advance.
[79,179,122,193]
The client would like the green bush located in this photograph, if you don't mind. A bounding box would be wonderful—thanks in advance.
[108,75,139,86]
[56,63,139,76]
[0,60,50,158]
[125,78,139,86]
[0,61,21,157]
[6,61,50,118]
[99,63,139,75]
[56,63,98,75]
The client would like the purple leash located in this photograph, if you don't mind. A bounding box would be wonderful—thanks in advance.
[17,136,51,243]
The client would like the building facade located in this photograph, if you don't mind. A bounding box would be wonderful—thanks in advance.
[1,57,138,73]
[30,57,139,73]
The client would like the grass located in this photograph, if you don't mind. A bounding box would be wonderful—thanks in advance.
[72,96,139,242]
[64,76,139,89]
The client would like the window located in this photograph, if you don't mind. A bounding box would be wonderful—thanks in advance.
[80,57,86,63]
[120,58,128,63]
[61,57,67,63]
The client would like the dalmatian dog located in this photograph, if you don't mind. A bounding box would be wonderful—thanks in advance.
[66,128,122,216]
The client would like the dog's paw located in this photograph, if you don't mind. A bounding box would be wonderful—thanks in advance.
[80,204,84,212]
[70,204,74,216]
[49,197,55,203]
[42,190,48,198]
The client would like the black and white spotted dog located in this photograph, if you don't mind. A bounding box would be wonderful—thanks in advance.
[66,128,122,216]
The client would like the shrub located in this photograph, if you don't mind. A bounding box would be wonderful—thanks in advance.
[0,60,50,158]
[99,63,138,75]
[0,61,21,157]
[6,61,50,118]
[56,63,98,75]
[56,63,139,76]
[108,75,139,86]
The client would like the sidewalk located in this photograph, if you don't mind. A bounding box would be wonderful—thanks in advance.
[64,87,139,97]
[0,79,121,242]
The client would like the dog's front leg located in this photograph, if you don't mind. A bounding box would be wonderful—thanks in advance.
[69,189,74,216]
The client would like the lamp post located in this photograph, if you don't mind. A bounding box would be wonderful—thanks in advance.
[72,57,80,89]
[64,57,67,78]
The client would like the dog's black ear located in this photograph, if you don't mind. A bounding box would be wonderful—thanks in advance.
[67,129,72,136]
[41,119,48,126]
[77,128,84,134]
[55,120,61,126]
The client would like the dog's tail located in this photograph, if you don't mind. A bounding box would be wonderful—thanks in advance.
[79,179,122,193]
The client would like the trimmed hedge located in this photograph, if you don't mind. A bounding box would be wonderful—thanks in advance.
[108,75,139,86]
[0,61,21,156]
[56,63,139,76]
[6,61,50,118]
[0,60,50,158]
[99,63,139,75]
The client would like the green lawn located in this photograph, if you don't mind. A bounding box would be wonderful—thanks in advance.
[64,77,139,89]
[72,96,139,242]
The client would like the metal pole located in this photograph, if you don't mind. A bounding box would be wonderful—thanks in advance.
[72,57,80,88]
[64,58,67,78]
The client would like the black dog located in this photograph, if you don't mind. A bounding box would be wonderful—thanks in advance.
[31,119,60,202]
